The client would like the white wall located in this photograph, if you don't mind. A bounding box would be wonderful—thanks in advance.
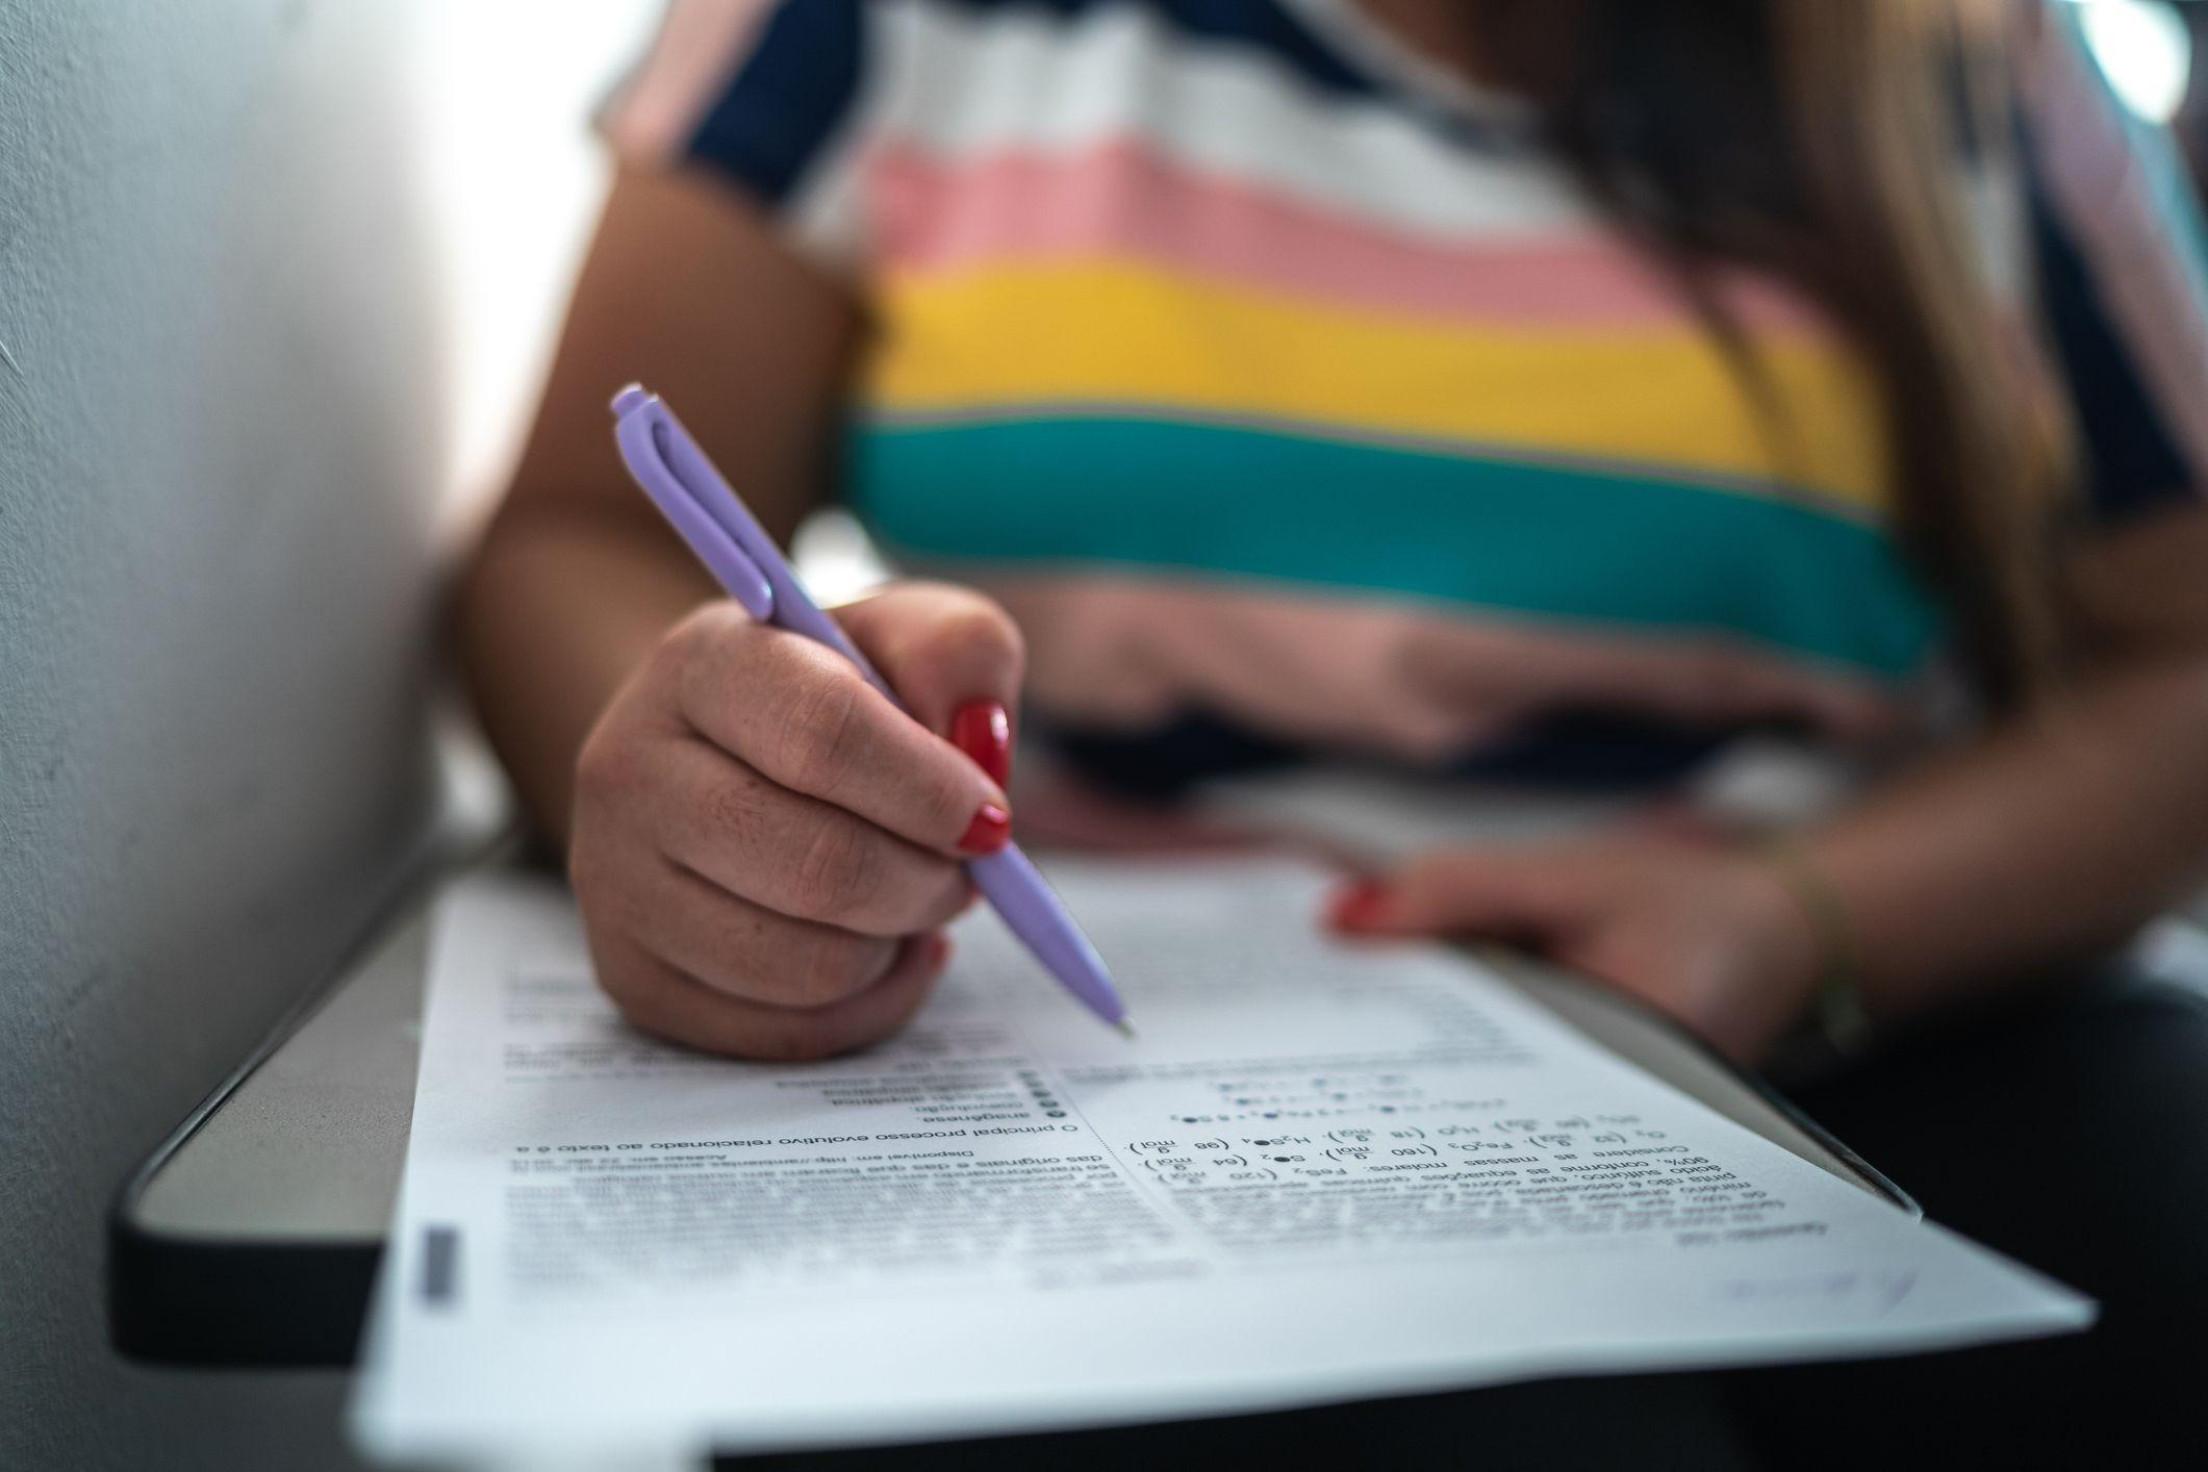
[0,3,646,1466]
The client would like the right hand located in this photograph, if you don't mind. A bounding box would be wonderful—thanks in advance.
[569,582,1024,1061]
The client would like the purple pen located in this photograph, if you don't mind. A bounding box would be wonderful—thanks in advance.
[610,384,1132,1035]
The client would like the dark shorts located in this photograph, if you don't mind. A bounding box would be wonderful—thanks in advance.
[732,964,2208,1471]
[1724,963,2208,1471]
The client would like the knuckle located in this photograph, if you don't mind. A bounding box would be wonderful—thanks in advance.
[773,661,868,798]
[915,762,978,839]
[568,801,656,928]
[925,596,1026,676]
[573,724,643,805]
[665,603,757,713]
[658,606,723,682]
[566,833,614,908]
[911,861,972,927]
[702,769,773,851]
[669,599,749,656]
[790,933,890,1008]
[585,938,650,1014]
[792,818,885,923]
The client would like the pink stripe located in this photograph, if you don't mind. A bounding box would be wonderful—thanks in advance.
[866,139,1824,334]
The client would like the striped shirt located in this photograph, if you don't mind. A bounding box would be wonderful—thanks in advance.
[605,0,2208,791]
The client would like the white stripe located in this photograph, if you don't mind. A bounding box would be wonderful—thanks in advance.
[869,0,1601,245]
[787,103,874,271]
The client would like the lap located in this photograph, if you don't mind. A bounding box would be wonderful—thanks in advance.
[1727,964,2208,1470]
[730,1375,1756,1472]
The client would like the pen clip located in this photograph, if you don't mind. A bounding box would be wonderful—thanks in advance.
[611,384,776,621]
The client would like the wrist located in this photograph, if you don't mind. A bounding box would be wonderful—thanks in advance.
[1744,836,1874,1054]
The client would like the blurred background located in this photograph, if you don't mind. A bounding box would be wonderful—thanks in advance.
[0,3,2200,1469]
[0,6,654,1468]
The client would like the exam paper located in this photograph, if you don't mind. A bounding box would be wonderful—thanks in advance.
[354,859,2090,1465]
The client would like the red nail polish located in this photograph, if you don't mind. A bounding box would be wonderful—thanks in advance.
[957,803,1012,856]
[950,698,1013,788]
[1326,880,1392,933]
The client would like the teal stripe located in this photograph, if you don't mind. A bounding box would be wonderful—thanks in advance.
[850,417,1941,680]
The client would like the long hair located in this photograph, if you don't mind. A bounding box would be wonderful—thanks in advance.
[1466,0,2074,707]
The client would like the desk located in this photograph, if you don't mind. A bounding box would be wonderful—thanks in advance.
[106,805,1904,1369]
[100,760,2208,1472]
[109,860,438,1365]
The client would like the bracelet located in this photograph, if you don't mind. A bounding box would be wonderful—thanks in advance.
[1756,837,1874,1055]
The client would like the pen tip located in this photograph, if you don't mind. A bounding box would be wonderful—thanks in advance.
[1114,1018,1137,1040]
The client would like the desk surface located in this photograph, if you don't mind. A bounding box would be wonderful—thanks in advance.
[110,850,1910,1369]
[137,864,1872,1244]
[119,765,1649,1251]
[143,756,2208,1369]
[132,899,430,1242]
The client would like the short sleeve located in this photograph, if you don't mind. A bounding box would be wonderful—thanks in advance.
[599,0,873,271]
[2017,0,2208,522]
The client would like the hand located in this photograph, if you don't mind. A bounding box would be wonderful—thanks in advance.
[569,582,1023,1060]
[1325,833,1824,1063]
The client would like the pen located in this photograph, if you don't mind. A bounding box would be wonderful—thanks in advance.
[610,384,1132,1035]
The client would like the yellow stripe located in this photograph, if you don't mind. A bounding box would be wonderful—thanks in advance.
[866,261,1892,513]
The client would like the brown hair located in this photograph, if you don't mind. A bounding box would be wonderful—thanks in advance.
[1465,0,2075,706]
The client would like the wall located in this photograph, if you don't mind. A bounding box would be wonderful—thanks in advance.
[0,2,642,1466]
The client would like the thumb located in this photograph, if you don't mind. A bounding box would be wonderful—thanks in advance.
[1326,848,1588,940]
[834,581,1026,779]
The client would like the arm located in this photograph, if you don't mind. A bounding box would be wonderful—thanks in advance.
[456,164,860,845]
[1332,7,2208,1061]
[1798,0,2208,1021]
[1332,515,2208,1062]
[1806,514,2208,1013]
[457,164,1028,1063]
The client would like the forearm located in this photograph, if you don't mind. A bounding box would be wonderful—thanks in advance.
[451,166,862,849]
[456,507,717,848]
[1805,654,2208,1017]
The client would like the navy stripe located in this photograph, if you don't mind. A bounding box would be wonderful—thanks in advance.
[2031,184,2195,521]
[681,0,1514,202]
[686,0,864,205]
[1036,707,1737,800]
[934,0,1376,101]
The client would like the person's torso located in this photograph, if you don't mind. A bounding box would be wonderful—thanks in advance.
[830,0,1941,786]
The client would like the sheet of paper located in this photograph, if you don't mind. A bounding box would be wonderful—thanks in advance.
[353,859,2090,1465]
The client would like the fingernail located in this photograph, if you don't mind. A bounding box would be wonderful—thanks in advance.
[1325,880,1393,934]
[957,803,1012,857]
[950,698,1013,788]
